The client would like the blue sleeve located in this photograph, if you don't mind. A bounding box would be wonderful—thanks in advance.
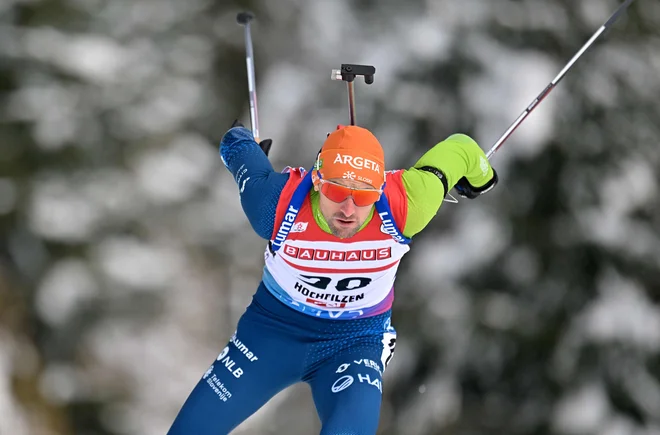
[220,127,289,240]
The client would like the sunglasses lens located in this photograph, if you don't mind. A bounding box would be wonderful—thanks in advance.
[320,182,351,202]
[320,182,380,206]
[351,190,381,206]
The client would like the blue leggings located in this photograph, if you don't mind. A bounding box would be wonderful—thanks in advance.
[168,282,397,435]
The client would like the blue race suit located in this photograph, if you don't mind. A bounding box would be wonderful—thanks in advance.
[168,127,399,435]
[168,283,396,434]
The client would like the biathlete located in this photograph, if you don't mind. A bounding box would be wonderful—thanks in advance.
[168,124,497,434]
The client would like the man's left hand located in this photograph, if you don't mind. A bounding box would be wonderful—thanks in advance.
[455,156,498,199]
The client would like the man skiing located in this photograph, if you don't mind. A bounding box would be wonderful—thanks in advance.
[168,123,497,434]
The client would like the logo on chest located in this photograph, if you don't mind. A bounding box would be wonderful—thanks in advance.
[283,244,392,261]
[290,222,308,233]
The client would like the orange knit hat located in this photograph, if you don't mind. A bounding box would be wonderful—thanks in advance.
[312,125,385,189]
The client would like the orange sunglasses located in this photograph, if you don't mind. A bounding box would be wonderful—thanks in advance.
[318,179,382,206]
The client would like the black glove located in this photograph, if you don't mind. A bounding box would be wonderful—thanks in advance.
[454,169,499,199]
[231,119,273,157]
[258,139,272,156]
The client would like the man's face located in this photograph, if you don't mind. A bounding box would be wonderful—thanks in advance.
[315,178,379,239]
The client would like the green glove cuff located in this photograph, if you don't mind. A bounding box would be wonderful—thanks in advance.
[413,133,493,189]
[465,154,494,188]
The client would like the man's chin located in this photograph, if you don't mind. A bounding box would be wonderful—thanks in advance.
[330,224,359,239]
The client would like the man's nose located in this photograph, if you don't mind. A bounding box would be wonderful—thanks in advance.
[339,196,357,215]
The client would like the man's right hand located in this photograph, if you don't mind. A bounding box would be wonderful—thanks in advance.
[230,120,272,156]
[258,139,272,156]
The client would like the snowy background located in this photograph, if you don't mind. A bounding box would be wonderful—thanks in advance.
[1,0,659,434]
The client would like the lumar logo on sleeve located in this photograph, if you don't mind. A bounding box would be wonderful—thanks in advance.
[334,154,381,174]
[272,205,300,248]
[378,212,406,243]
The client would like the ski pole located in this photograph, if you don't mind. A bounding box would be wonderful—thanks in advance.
[486,0,636,160]
[236,11,260,142]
